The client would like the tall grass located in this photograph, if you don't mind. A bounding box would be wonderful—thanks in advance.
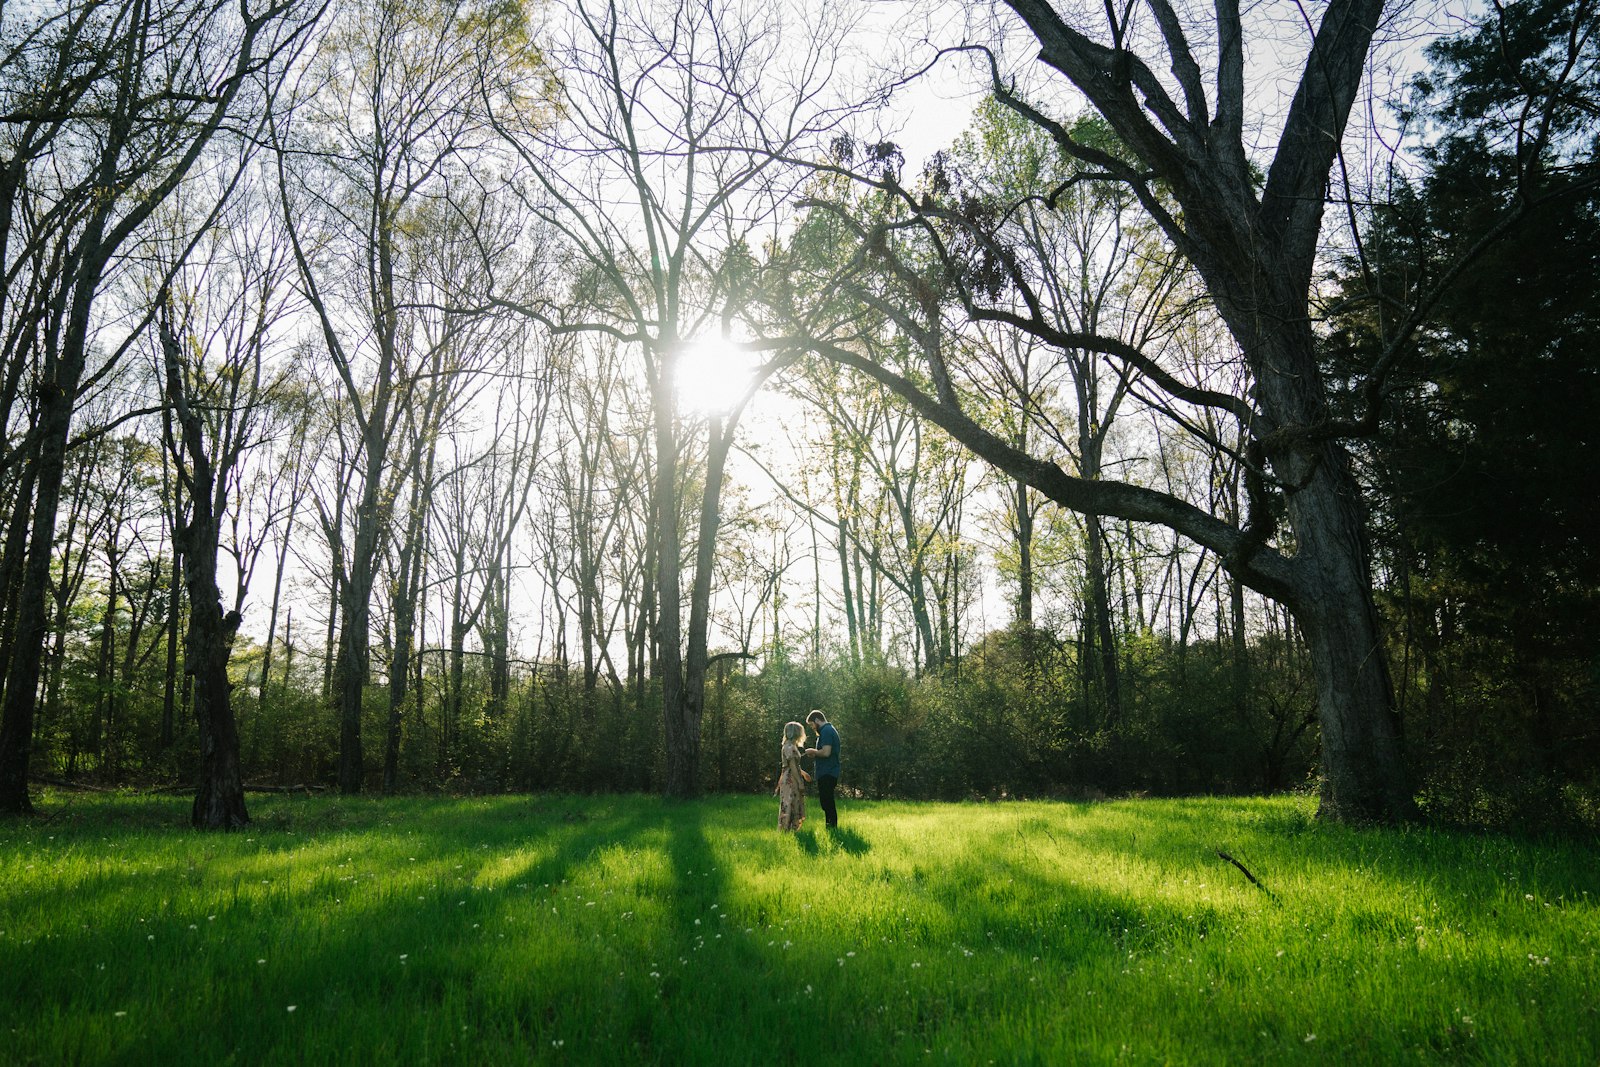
[2,792,1595,1064]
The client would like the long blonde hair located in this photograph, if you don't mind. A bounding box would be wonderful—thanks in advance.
[782,721,806,754]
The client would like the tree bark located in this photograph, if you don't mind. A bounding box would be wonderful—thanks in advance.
[945,0,1412,820]
[161,302,249,831]
[655,352,691,798]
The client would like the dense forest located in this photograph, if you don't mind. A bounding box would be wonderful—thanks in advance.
[0,0,1594,830]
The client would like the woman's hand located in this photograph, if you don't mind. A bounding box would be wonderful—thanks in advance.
[802,771,813,783]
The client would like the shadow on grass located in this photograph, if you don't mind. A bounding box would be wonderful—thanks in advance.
[827,826,870,855]
[786,825,867,857]
[18,794,1594,1066]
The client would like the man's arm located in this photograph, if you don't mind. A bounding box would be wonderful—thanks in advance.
[804,745,833,758]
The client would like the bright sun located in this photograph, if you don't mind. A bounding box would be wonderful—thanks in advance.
[674,336,756,416]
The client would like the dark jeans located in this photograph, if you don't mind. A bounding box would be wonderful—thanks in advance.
[817,774,839,827]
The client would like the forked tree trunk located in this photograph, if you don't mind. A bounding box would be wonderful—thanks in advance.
[162,304,249,831]
[1276,443,1411,821]
[181,525,250,831]
[991,0,1415,823]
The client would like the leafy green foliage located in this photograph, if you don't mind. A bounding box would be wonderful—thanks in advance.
[1324,0,1600,829]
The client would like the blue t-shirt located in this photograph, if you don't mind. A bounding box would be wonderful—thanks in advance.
[814,723,841,778]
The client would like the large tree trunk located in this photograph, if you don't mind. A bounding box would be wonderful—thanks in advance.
[985,0,1414,822]
[334,380,393,795]
[1014,477,1034,628]
[1084,513,1122,726]
[162,471,183,749]
[0,467,38,695]
[334,550,375,794]
[0,249,102,815]
[655,360,690,798]
[0,435,64,814]
[181,524,250,831]
[162,301,249,830]
[385,465,430,795]
[385,558,417,795]
[1276,442,1411,821]
[678,414,739,799]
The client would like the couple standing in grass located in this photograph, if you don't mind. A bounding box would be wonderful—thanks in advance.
[776,710,840,833]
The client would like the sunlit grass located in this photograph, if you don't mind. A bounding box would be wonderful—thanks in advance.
[2,792,1596,1064]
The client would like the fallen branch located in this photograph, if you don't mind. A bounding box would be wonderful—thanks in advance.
[30,775,118,793]
[35,778,327,797]
[1216,849,1278,901]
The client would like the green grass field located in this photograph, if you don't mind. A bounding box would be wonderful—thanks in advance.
[1,791,1595,1065]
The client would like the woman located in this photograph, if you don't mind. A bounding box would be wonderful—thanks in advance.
[775,721,812,831]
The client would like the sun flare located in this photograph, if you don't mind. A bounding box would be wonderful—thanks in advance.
[674,336,756,416]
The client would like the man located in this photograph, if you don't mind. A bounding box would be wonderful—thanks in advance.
[803,709,841,829]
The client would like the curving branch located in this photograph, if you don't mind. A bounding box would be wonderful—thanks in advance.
[779,335,1301,604]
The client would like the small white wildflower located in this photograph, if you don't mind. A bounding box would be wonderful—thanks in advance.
[286,1006,297,1013]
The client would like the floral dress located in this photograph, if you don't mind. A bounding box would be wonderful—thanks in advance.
[777,740,806,831]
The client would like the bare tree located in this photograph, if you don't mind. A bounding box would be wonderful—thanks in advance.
[0,0,318,815]
[153,164,303,828]
[273,0,533,793]
[487,0,856,796]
